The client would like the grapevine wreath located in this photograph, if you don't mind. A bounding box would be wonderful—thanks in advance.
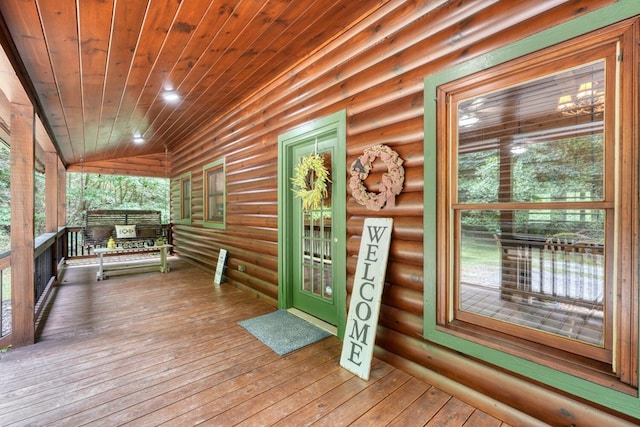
[291,153,331,210]
[349,144,405,211]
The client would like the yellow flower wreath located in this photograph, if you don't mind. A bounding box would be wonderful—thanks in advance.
[291,153,331,210]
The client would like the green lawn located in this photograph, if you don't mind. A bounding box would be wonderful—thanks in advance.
[459,236,502,287]
[461,236,500,268]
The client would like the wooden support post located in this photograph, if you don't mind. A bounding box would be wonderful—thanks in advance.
[10,101,35,347]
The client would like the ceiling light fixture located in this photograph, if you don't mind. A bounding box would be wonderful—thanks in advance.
[557,81,604,116]
[133,134,145,144]
[162,90,181,103]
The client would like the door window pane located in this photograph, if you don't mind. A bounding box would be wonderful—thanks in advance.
[300,152,333,301]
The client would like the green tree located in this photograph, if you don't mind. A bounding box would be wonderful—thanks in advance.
[66,173,170,225]
[0,144,47,251]
[34,171,45,236]
[0,148,170,251]
[0,143,9,252]
[457,134,604,237]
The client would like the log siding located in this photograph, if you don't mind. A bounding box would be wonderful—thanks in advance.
[168,0,637,424]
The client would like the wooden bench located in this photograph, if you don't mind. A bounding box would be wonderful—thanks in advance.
[93,244,172,280]
[83,209,164,250]
[82,210,171,280]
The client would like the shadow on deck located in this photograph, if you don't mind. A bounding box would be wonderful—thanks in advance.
[0,258,510,426]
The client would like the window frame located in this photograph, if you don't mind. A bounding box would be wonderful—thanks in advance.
[175,171,191,225]
[202,158,226,229]
[441,49,615,364]
[424,11,639,405]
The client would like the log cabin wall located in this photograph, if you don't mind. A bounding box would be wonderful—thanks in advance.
[170,1,638,424]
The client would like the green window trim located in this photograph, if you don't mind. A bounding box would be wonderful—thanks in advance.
[202,158,226,229]
[423,1,640,418]
[174,171,191,225]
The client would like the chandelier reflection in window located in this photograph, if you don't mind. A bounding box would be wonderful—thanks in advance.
[557,81,604,116]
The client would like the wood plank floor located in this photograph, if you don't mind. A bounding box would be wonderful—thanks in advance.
[0,258,511,426]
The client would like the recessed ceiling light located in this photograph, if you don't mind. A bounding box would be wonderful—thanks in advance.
[133,135,145,144]
[162,90,180,103]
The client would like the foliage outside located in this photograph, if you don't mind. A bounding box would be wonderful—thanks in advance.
[0,142,168,303]
[0,140,169,254]
[0,143,8,254]
[458,135,604,240]
[66,172,170,226]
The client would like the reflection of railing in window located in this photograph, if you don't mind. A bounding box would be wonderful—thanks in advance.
[303,225,332,261]
[494,233,604,309]
[302,223,333,299]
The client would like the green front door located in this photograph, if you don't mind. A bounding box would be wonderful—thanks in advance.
[278,111,346,337]
[291,138,336,323]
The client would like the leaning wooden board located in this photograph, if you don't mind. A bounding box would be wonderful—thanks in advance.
[340,218,393,380]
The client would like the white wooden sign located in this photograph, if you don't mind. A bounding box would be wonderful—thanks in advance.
[214,249,227,286]
[340,217,393,380]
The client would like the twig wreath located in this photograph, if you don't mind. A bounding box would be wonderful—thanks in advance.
[349,144,405,211]
[291,153,331,210]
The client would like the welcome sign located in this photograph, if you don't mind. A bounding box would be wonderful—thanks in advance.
[214,248,227,286]
[340,217,393,380]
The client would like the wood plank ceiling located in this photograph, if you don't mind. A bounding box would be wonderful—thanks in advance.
[0,0,386,170]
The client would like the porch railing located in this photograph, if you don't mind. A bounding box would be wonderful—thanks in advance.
[0,223,172,347]
[34,230,64,321]
[0,228,62,345]
[65,226,90,257]
[497,236,604,309]
[65,224,173,260]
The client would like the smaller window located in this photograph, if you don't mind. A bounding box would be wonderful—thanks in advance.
[175,172,191,224]
[203,159,225,229]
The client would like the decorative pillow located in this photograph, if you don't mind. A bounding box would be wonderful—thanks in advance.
[115,224,137,239]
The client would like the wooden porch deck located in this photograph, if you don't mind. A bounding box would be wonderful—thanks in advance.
[0,259,511,426]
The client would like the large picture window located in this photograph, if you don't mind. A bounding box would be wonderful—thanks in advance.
[203,159,225,229]
[431,22,637,391]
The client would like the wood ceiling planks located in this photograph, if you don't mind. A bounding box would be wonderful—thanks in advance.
[39,1,83,160]
[0,0,388,169]
[78,0,113,159]
[97,1,148,161]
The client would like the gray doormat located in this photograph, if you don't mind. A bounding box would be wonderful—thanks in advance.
[238,310,331,356]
